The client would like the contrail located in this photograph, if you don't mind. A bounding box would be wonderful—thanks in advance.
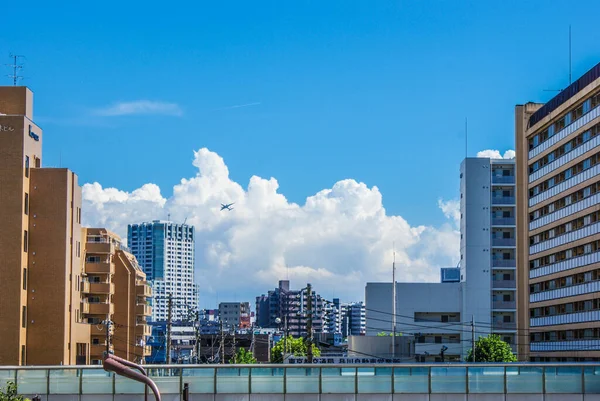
[213,102,261,111]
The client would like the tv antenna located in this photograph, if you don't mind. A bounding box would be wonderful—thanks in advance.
[6,54,25,86]
[569,24,572,85]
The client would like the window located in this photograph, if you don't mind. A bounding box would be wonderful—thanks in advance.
[23,230,28,252]
[23,268,27,291]
[21,346,25,365]
[25,156,29,178]
[22,306,27,328]
[24,193,29,215]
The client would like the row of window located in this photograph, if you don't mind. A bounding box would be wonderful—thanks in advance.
[529,150,600,198]
[530,327,600,343]
[530,238,600,270]
[530,298,600,318]
[529,179,600,222]
[529,122,600,174]
[530,267,599,294]
[528,93,600,151]
[530,210,600,245]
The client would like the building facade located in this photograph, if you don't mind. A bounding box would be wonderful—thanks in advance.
[0,86,91,366]
[255,280,326,336]
[460,157,518,351]
[127,221,198,322]
[219,302,251,329]
[341,302,367,337]
[516,61,600,361]
[82,228,152,364]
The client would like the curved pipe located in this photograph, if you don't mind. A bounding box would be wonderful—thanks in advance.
[105,353,148,377]
[103,356,161,401]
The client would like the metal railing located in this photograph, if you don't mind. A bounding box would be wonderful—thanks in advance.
[493,321,517,330]
[492,176,516,184]
[492,260,516,268]
[1,363,599,396]
[491,217,516,226]
[491,197,516,205]
[492,238,516,247]
[492,280,516,289]
[492,301,516,310]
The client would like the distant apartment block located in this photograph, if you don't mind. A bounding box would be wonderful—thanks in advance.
[256,280,326,336]
[516,61,600,361]
[219,302,251,329]
[128,221,199,322]
[82,228,152,364]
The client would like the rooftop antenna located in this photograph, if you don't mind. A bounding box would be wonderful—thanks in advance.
[6,54,25,86]
[465,118,468,159]
[569,24,572,85]
[391,242,397,358]
[167,213,171,221]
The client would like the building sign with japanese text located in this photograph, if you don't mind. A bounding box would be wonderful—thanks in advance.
[287,357,406,364]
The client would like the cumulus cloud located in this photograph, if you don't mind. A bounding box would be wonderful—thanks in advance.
[476,149,515,159]
[81,148,459,304]
[93,100,183,116]
[437,199,460,228]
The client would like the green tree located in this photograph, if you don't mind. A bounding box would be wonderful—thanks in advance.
[377,332,402,336]
[232,348,257,364]
[0,382,29,401]
[464,334,517,362]
[271,336,321,363]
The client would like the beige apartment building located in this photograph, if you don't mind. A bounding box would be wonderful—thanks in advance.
[0,86,151,365]
[516,62,600,361]
[83,228,152,365]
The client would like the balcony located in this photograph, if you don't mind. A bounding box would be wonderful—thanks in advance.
[492,238,516,247]
[80,281,90,294]
[90,343,107,357]
[136,345,152,356]
[85,242,113,254]
[89,282,114,294]
[136,324,152,337]
[493,321,517,330]
[492,259,516,268]
[137,304,152,316]
[136,283,152,297]
[88,302,114,315]
[492,280,516,289]
[81,301,90,314]
[493,301,516,310]
[491,197,515,205]
[85,262,114,274]
[492,176,515,184]
[491,217,515,226]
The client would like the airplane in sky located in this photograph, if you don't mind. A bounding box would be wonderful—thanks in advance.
[220,202,235,211]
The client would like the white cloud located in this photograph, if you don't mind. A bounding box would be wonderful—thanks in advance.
[437,198,460,229]
[93,100,183,117]
[476,149,515,159]
[81,148,459,305]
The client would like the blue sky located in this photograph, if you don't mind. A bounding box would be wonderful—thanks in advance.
[3,1,600,227]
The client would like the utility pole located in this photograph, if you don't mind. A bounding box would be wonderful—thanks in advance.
[220,320,225,364]
[103,320,112,355]
[232,325,236,363]
[166,294,172,364]
[284,315,288,362]
[471,315,476,362]
[250,324,255,359]
[306,283,313,363]
[392,243,397,359]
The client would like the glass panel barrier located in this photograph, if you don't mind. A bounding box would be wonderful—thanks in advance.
[49,369,79,394]
[394,367,428,393]
[506,366,543,393]
[216,368,249,393]
[115,371,145,394]
[182,367,214,394]
[357,367,391,394]
[17,369,47,395]
[148,368,181,395]
[468,367,504,393]
[545,366,582,394]
[322,368,355,393]
[251,368,284,393]
[0,370,16,391]
[585,366,600,394]
[285,368,319,393]
[81,369,113,394]
[431,367,466,394]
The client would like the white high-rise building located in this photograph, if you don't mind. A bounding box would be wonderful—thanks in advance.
[128,221,199,322]
[460,157,517,351]
[366,156,517,361]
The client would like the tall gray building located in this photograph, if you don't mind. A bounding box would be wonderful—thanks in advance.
[128,221,198,322]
